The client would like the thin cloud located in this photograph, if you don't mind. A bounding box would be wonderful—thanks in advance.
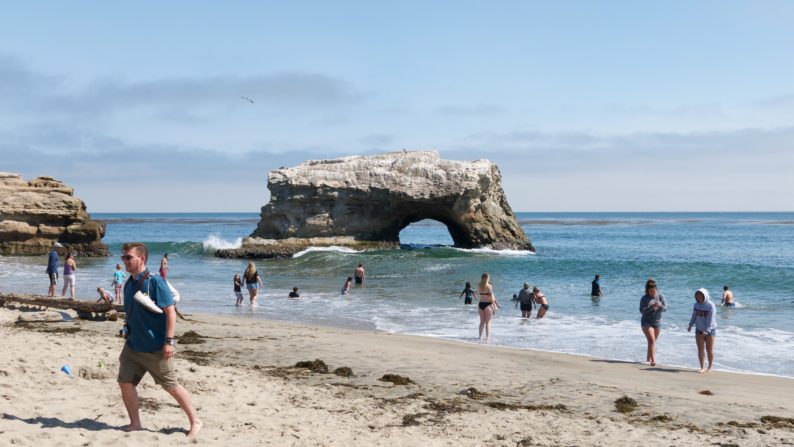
[437,103,505,116]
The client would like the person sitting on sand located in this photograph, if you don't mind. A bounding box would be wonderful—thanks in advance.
[96,287,113,303]
[288,287,301,299]
[477,272,499,340]
[516,283,534,319]
[721,286,735,307]
[341,277,353,296]
[534,287,549,319]
[459,281,476,305]
[688,288,717,373]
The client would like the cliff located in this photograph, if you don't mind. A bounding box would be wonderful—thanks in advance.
[0,172,107,256]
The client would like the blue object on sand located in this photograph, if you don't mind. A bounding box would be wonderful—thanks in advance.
[61,365,72,375]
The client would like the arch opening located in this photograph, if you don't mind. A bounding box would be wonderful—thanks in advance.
[397,218,455,248]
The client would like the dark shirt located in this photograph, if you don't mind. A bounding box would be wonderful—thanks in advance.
[591,279,602,296]
[245,272,259,284]
[288,291,300,298]
[46,250,59,274]
[517,289,534,307]
[639,294,667,327]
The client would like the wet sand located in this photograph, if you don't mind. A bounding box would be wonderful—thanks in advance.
[1,307,793,446]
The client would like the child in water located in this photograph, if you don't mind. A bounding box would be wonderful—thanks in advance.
[233,273,244,306]
[459,281,476,305]
[341,277,353,296]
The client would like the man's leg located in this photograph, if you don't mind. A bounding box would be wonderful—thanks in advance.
[119,382,143,431]
[165,385,202,439]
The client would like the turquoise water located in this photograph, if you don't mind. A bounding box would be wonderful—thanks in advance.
[2,212,793,377]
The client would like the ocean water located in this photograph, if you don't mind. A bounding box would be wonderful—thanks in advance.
[2,212,794,377]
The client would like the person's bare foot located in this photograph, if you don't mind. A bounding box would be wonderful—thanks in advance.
[706,367,712,373]
[650,362,656,366]
[186,420,203,440]
[698,368,705,373]
[122,424,143,432]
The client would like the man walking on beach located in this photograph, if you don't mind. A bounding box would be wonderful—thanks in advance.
[117,242,201,439]
[46,242,61,297]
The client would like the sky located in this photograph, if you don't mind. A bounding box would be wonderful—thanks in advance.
[1,1,793,212]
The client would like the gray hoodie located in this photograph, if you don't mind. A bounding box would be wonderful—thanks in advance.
[688,288,717,333]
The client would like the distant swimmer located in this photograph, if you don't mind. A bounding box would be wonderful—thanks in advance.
[459,281,476,305]
[288,287,301,300]
[721,286,736,307]
[341,277,353,296]
[591,274,603,298]
[516,283,534,319]
[534,287,549,319]
[354,263,365,285]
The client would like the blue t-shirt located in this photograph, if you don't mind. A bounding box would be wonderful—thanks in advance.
[46,250,59,274]
[114,270,126,284]
[123,270,174,352]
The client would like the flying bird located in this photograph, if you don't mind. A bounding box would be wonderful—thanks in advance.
[240,96,255,104]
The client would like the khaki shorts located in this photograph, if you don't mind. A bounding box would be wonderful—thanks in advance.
[118,343,178,389]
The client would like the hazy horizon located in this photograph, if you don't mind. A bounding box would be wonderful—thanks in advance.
[2,1,793,212]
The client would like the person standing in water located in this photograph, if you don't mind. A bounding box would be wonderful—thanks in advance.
[46,242,61,297]
[639,278,667,366]
[533,287,549,318]
[112,264,126,304]
[477,273,499,340]
[233,273,244,306]
[516,283,534,318]
[243,262,264,305]
[688,288,717,373]
[341,277,353,295]
[721,286,735,307]
[61,253,77,299]
[591,274,603,298]
[459,281,476,305]
[353,263,365,285]
[159,254,169,279]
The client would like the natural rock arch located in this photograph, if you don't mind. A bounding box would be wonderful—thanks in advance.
[217,151,533,258]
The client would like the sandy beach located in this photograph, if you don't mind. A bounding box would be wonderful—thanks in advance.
[1,306,793,446]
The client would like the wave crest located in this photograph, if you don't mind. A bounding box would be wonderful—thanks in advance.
[202,235,242,251]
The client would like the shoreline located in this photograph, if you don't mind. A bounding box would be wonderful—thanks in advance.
[2,306,794,445]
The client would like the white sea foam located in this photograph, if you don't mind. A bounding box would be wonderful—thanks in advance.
[292,246,363,257]
[453,247,535,256]
[202,235,242,251]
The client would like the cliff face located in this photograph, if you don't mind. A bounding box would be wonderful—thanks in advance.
[0,173,107,256]
[217,151,533,258]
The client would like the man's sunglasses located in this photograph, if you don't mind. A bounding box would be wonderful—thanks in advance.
[120,255,137,261]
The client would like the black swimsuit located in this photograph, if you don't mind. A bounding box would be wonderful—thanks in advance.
[478,302,491,310]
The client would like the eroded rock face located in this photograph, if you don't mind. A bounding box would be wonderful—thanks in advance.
[0,172,107,256]
[217,151,532,258]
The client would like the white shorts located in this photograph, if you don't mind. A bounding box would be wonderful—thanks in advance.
[63,274,76,288]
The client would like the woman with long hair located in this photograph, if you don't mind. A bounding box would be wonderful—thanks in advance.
[639,278,667,366]
[61,253,77,299]
[243,262,264,306]
[477,272,499,340]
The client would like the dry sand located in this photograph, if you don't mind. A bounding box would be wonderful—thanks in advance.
[1,306,793,446]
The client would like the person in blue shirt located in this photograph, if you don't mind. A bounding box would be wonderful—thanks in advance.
[117,242,201,439]
[46,242,61,297]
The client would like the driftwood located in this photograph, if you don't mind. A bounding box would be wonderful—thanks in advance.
[0,292,187,320]
[0,292,123,313]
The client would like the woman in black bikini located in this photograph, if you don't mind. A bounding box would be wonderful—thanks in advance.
[477,272,499,340]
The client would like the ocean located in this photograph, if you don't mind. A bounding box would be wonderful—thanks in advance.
[2,212,793,377]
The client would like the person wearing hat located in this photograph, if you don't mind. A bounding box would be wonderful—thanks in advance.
[46,242,62,297]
